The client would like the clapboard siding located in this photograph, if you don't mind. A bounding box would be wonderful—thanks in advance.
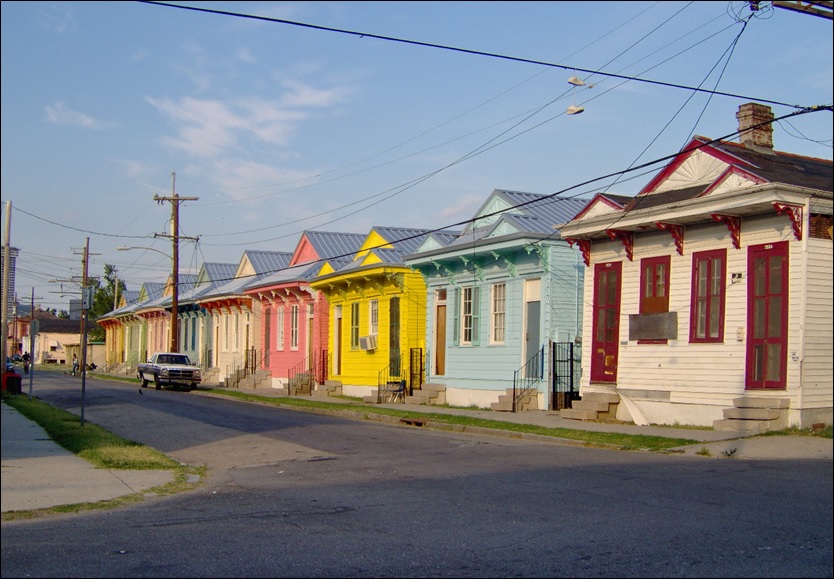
[578,211,832,426]
[802,238,833,407]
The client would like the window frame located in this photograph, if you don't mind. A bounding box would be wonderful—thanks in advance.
[490,282,506,344]
[350,302,360,350]
[689,248,727,343]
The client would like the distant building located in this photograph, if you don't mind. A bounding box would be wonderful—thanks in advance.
[1,246,19,319]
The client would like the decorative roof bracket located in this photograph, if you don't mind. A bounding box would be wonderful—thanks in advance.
[566,238,591,267]
[605,229,634,261]
[711,214,741,249]
[656,222,685,255]
[773,202,803,241]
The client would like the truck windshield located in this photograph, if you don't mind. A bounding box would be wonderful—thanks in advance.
[159,355,191,365]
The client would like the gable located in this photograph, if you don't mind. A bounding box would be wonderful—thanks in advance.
[355,230,391,261]
[484,218,520,239]
[702,166,768,197]
[236,255,255,278]
[290,235,318,267]
[472,194,518,228]
[650,148,730,194]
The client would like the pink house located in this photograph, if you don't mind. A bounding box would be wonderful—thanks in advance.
[245,231,365,391]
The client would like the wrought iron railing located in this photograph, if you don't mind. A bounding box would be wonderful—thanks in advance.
[224,347,260,388]
[378,354,408,403]
[512,345,545,412]
[551,341,581,410]
[287,350,329,395]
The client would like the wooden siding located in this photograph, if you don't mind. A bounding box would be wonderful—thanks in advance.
[801,237,834,409]
[422,241,583,402]
[578,213,831,424]
[317,268,426,388]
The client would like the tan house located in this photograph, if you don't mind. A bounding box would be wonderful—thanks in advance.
[558,103,832,431]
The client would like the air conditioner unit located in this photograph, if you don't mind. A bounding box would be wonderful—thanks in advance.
[359,335,377,351]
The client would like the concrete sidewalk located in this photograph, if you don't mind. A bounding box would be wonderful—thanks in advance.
[2,391,832,515]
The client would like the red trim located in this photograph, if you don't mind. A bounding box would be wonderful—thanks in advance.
[656,222,684,255]
[605,229,634,261]
[689,248,726,343]
[569,193,626,222]
[773,202,803,241]
[745,242,789,389]
[699,166,767,197]
[566,238,592,266]
[711,214,741,249]
[590,261,622,383]
[639,137,755,195]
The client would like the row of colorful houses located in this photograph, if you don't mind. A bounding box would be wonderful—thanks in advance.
[97,104,832,430]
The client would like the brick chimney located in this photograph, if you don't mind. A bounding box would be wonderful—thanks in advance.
[736,103,774,149]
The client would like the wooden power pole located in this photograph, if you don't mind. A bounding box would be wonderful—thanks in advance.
[153,172,198,353]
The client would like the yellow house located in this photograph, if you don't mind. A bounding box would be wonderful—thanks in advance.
[310,227,433,399]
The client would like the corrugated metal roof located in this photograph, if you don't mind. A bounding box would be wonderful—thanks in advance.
[244,250,293,276]
[304,230,366,262]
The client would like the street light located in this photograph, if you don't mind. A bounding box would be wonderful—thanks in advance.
[117,245,179,353]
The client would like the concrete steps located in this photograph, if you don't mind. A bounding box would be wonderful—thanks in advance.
[491,388,538,412]
[560,391,620,421]
[405,383,446,406]
[324,380,343,397]
[236,369,272,390]
[714,397,789,433]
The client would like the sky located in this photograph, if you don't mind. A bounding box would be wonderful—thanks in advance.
[2,1,832,312]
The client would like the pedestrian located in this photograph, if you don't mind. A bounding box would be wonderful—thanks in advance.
[22,352,30,374]
[72,353,79,376]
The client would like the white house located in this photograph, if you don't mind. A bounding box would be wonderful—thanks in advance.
[558,103,832,431]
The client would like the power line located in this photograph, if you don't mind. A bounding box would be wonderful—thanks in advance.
[136,1,811,110]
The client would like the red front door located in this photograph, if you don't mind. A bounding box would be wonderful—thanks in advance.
[746,242,789,389]
[591,261,622,383]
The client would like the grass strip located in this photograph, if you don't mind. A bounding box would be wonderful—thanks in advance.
[205,388,701,451]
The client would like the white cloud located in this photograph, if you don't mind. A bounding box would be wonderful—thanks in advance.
[236,47,257,64]
[147,80,352,159]
[44,102,107,129]
[440,194,482,219]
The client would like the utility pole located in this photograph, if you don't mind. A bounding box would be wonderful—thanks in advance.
[1,201,11,381]
[757,1,833,19]
[153,172,198,353]
[80,237,91,425]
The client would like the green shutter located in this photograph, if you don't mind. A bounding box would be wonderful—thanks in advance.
[453,287,460,346]
[471,287,480,346]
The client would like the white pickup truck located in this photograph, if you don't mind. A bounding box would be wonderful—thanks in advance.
[137,352,202,390]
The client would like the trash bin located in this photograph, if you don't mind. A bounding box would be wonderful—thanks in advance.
[2,372,22,394]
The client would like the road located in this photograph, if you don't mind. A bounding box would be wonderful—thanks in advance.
[1,373,831,578]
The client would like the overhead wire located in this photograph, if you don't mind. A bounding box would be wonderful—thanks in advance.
[137,0,808,110]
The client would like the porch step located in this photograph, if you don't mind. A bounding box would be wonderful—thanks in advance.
[324,380,343,396]
[713,397,789,432]
[491,388,538,412]
[560,391,619,421]
[405,383,446,406]
[559,408,600,420]
[201,367,220,386]
[237,369,272,390]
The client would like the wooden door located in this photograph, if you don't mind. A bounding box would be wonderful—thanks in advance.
[590,261,622,383]
[746,242,789,389]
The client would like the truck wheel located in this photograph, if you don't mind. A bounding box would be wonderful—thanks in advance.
[154,375,162,390]
[140,373,149,388]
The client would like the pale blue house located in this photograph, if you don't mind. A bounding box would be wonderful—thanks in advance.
[406,189,588,411]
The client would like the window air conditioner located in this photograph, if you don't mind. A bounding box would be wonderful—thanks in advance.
[359,335,377,351]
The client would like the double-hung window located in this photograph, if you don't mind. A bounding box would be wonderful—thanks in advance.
[290,305,299,350]
[276,308,284,350]
[350,303,360,349]
[369,300,379,336]
[490,283,506,344]
[690,249,726,342]
[453,286,480,346]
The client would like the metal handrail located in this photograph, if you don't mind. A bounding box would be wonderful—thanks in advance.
[512,345,545,412]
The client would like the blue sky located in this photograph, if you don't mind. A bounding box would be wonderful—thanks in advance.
[2,1,832,311]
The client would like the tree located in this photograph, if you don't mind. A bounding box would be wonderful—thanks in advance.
[87,264,126,342]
